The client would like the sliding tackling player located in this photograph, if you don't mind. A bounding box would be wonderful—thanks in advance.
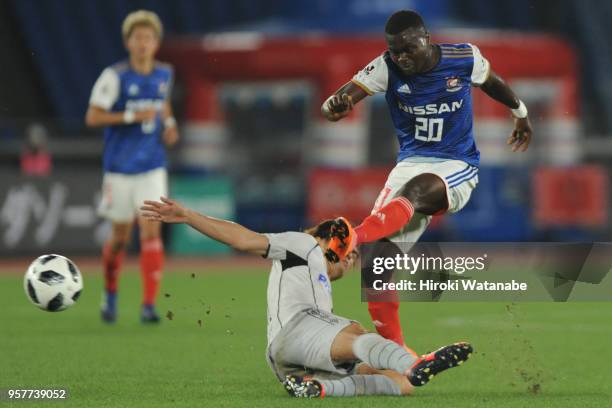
[141,197,472,398]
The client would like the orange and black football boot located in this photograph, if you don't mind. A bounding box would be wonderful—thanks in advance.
[408,342,473,386]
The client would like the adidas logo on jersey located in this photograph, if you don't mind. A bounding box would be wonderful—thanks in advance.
[397,84,411,94]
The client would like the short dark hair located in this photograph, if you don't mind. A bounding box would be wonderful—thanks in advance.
[385,10,426,35]
[305,219,336,240]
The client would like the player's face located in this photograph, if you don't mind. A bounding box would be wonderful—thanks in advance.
[328,251,358,281]
[386,28,430,75]
[126,25,159,61]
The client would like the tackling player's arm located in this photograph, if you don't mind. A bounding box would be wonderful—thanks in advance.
[477,70,533,152]
[140,197,269,256]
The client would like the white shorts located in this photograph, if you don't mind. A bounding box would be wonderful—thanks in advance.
[98,167,168,223]
[372,158,478,243]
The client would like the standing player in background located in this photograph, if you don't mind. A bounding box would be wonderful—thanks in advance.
[85,10,179,323]
[321,10,533,350]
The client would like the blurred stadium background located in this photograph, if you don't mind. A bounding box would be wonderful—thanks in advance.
[1,0,611,257]
[2,2,612,406]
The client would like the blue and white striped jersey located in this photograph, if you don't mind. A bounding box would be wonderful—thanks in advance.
[352,43,490,167]
[89,61,173,174]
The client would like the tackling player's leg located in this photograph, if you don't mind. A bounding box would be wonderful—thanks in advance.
[334,323,471,388]
[284,371,410,398]
[283,322,472,398]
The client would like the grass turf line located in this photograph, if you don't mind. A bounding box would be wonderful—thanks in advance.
[1,265,611,407]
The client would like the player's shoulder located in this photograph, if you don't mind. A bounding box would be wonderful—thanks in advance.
[280,231,318,246]
[108,60,130,74]
[358,52,388,74]
[264,231,321,262]
[154,60,174,74]
[267,231,318,254]
[440,42,473,49]
[439,43,476,59]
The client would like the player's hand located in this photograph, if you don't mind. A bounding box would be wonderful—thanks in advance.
[134,108,158,123]
[322,93,354,121]
[163,125,179,147]
[507,116,532,152]
[141,197,189,223]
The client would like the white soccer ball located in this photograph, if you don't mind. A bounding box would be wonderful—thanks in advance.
[23,254,83,312]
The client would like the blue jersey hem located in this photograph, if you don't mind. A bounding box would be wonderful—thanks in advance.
[103,164,166,175]
[397,152,480,168]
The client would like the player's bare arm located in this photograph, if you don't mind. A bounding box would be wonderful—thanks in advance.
[161,101,179,146]
[321,81,369,122]
[141,197,269,256]
[85,105,157,127]
[479,70,533,152]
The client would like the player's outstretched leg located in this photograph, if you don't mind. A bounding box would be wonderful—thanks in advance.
[339,328,472,387]
[139,218,164,324]
[101,222,131,323]
[283,375,324,398]
[284,373,409,398]
[350,332,418,374]
[408,342,473,386]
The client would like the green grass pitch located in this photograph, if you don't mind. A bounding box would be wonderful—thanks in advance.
[1,261,611,407]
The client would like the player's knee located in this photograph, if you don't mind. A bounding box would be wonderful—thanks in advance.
[340,322,368,337]
[331,323,368,362]
[350,323,369,335]
[140,230,161,241]
[108,238,129,252]
[399,173,444,201]
[399,173,447,214]
[139,221,161,241]
[109,230,131,250]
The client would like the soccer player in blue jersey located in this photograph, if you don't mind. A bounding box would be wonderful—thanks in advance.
[85,10,179,323]
[321,10,533,351]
